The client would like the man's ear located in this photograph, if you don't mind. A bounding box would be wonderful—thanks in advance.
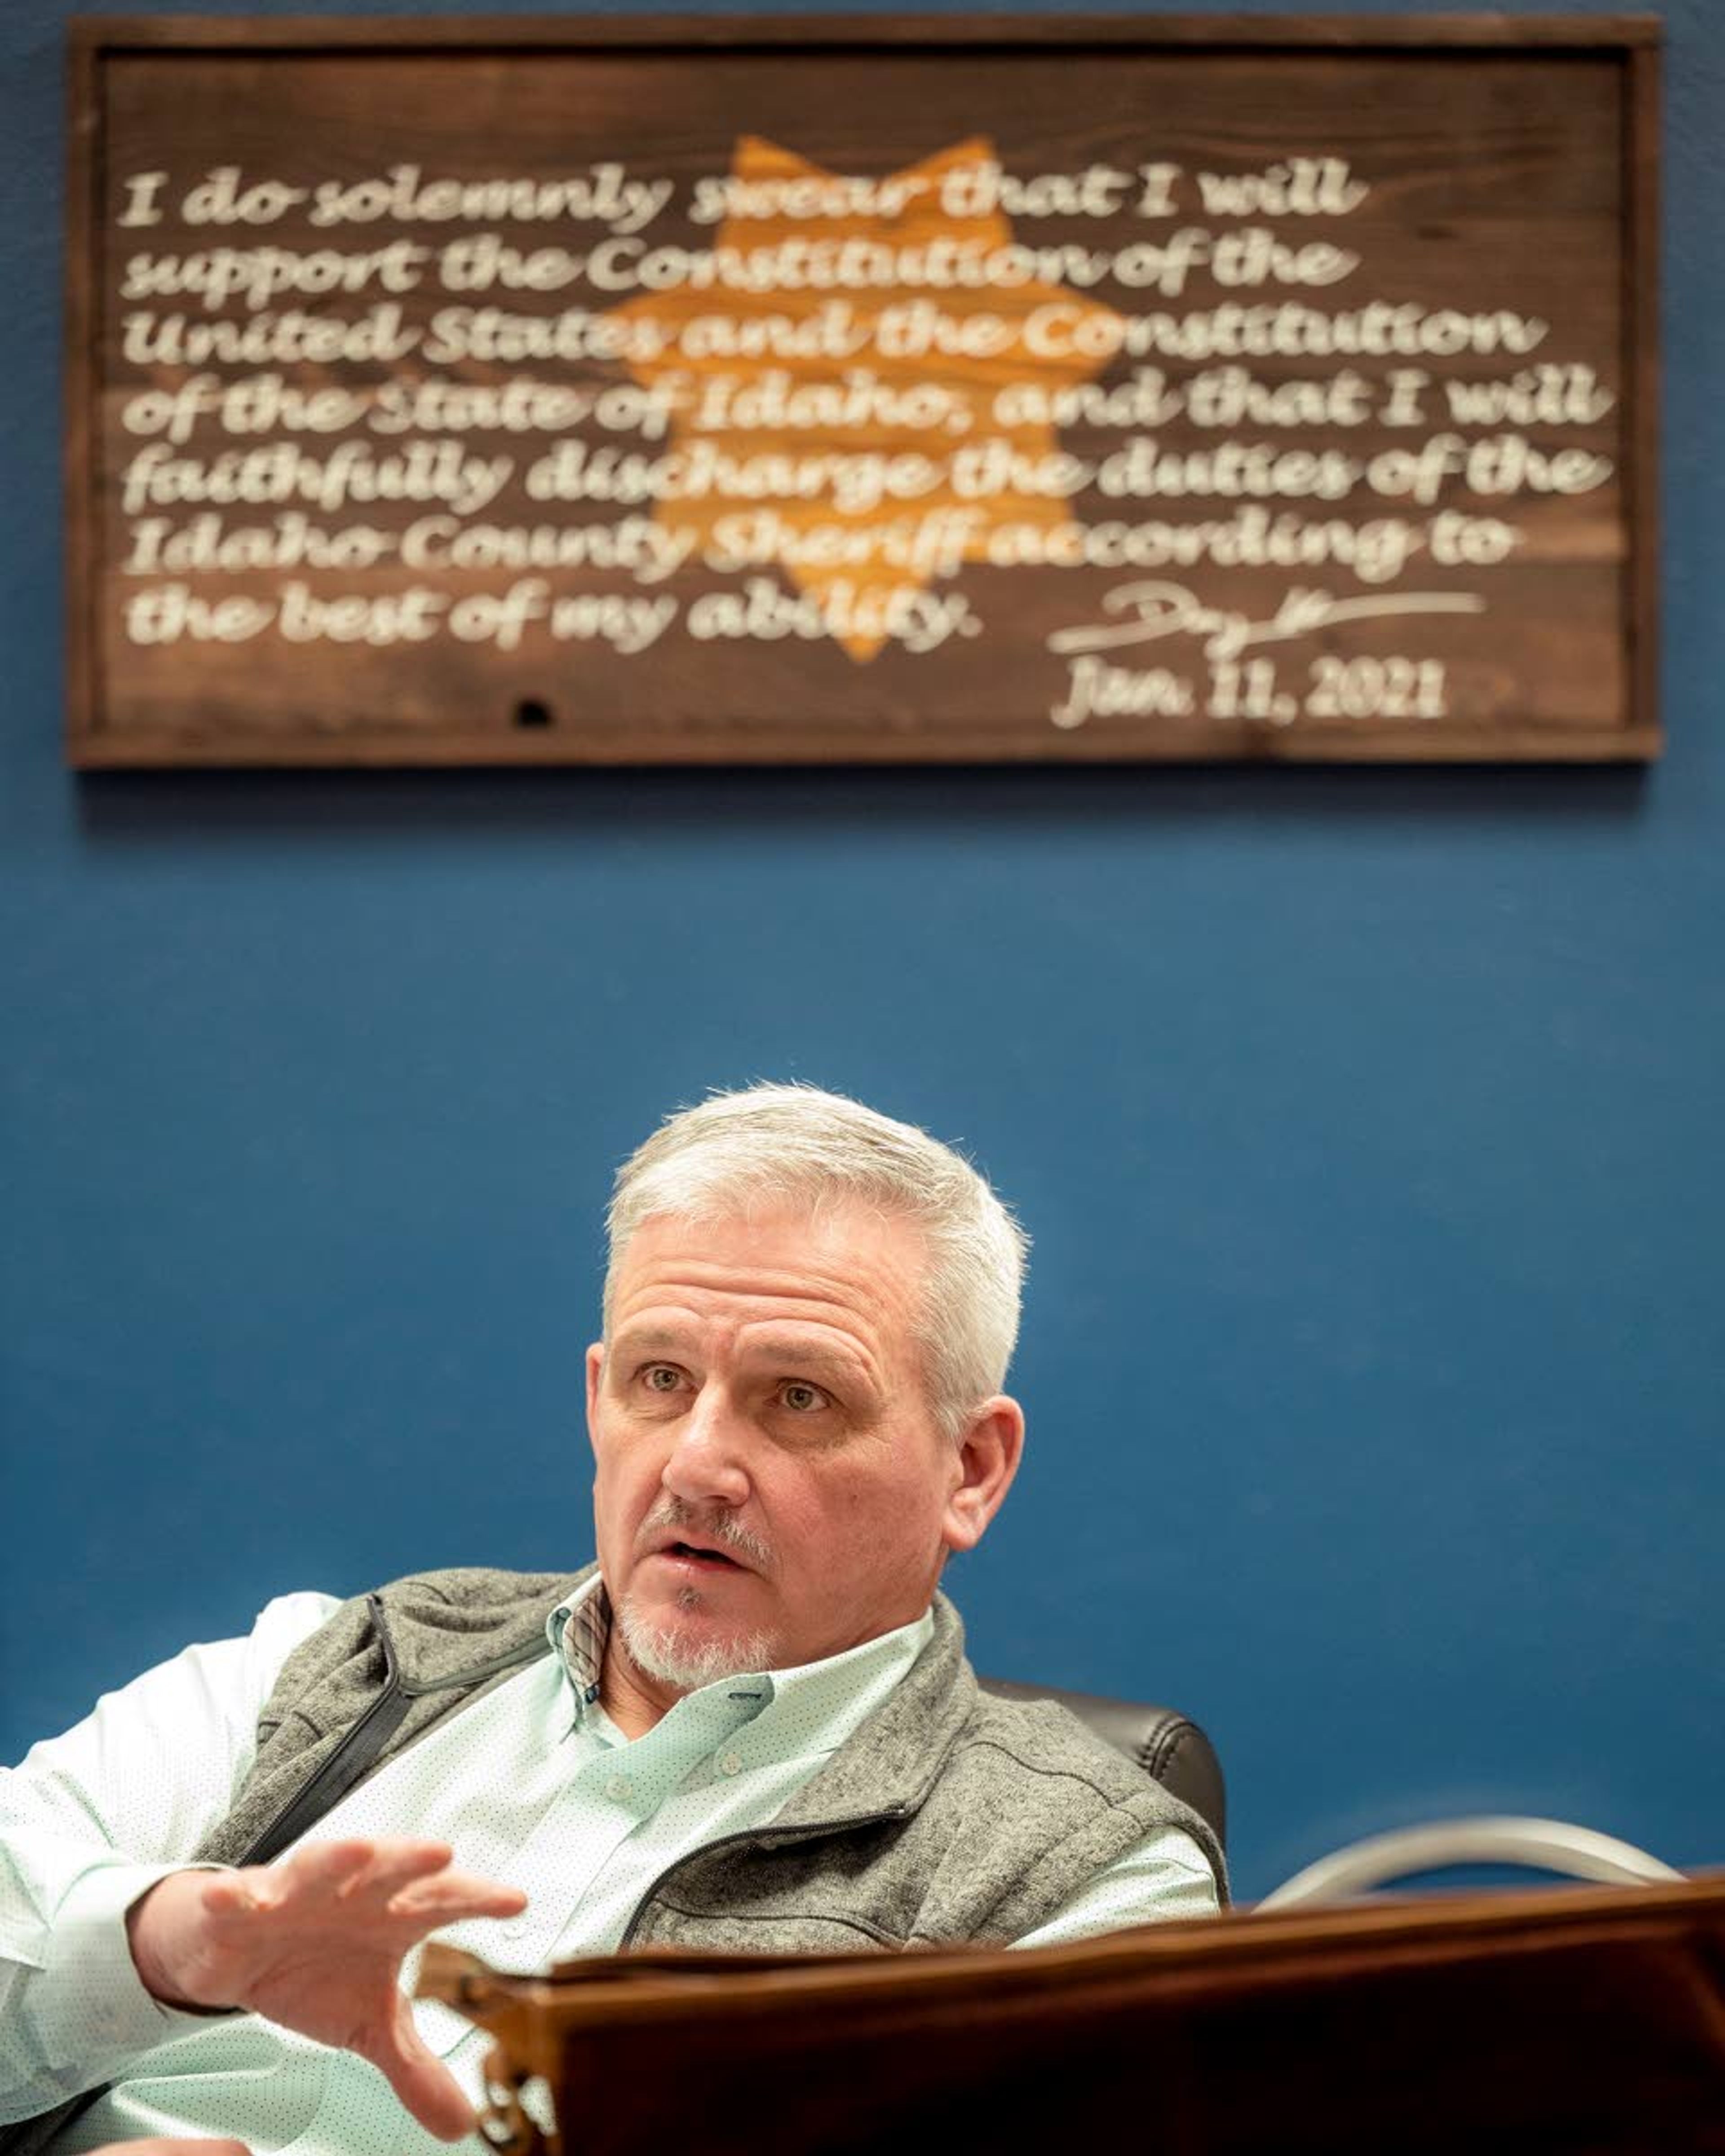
[941,1396,1025,1554]
[584,1342,606,1455]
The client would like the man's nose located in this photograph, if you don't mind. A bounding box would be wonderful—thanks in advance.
[660,1385,752,1507]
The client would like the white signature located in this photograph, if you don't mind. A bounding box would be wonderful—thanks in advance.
[1047,580,1486,663]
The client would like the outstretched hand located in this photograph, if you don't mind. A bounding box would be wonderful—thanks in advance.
[127,1839,528,2141]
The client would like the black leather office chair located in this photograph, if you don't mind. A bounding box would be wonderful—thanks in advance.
[978,1677,1226,1850]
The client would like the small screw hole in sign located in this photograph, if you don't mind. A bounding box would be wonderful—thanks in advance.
[514,700,554,730]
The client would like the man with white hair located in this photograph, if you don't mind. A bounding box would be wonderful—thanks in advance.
[0,1085,1221,2156]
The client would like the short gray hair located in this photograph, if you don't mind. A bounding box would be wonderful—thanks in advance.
[604,1083,1029,1438]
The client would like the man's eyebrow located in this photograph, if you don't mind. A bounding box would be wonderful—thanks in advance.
[732,1336,868,1383]
[608,1324,690,1360]
[609,1325,866,1382]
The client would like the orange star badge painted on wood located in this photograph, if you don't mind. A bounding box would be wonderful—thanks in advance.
[605,135,1123,661]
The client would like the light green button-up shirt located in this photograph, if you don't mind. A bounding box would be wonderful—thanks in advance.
[0,1579,1215,2156]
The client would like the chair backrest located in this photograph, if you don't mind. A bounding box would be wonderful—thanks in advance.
[978,1676,1225,1848]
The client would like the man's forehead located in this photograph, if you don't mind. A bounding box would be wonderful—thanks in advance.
[606,1202,928,1346]
[617,1198,924,1274]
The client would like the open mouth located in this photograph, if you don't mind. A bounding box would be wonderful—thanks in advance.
[660,1540,742,1570]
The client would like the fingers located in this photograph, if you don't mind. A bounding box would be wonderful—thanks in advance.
[285,1840,383,1890]
[371,1993,480,2143]
[125,1839,519,2148]
[275,1839,526,1928]
[386,1874,529,1925]
[221,1840,466,1915]
[298,1840,455,1900]
[201,1841,380,1917]
[336,1842,458,1900]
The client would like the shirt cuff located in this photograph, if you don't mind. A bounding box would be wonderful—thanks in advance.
[25,1862,233,2077]
[1007,1825,1221,1952]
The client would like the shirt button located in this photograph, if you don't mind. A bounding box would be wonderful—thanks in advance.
[605,1774,634,1802]
[718,1751,743,1777]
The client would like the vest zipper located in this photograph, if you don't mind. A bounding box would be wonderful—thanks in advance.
[239,1594,414,1865]
[238,1600,558,1865]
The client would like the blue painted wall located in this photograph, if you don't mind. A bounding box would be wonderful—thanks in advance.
[3,0,1720,1904]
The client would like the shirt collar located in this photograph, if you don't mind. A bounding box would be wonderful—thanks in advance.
[547,1573,612,1705]
[544,1573,934,1762]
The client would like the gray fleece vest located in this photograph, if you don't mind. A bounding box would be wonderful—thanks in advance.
[199,1563,1225,1945]
[4,1566,1222,2156]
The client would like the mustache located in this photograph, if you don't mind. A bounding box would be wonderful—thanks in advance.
[639,1496,774,1571]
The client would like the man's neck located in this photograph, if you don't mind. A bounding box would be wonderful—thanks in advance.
[598,1638,686,1740]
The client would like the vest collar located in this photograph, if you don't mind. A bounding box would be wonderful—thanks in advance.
[373,1560,969,1822]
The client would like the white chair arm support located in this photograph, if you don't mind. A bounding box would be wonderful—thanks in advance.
[1261,1816,1684,1909]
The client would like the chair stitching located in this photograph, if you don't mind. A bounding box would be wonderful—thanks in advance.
[1141,1720,1198,1779]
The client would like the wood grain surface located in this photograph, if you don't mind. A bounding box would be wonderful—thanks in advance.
[66,16,1660,766]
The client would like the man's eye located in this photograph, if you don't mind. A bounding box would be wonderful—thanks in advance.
[642,1365,682,1393]
[780,1381,829,1413]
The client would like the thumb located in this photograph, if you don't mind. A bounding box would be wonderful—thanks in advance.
[373,1992,478,2143]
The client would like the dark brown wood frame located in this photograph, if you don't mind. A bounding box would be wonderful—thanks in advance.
[66,15,1662,768]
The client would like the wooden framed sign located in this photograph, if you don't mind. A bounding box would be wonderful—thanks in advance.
[66,16,1659,766]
